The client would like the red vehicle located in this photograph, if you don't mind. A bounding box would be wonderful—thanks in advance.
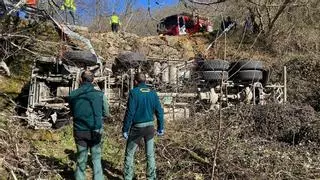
[157,13,213,36]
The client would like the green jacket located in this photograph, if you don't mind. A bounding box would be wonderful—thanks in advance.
[122,83,164,133]
[110,15,120,24]
[69,83,109,131]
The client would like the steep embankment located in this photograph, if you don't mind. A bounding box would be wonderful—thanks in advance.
[85,31,210,61]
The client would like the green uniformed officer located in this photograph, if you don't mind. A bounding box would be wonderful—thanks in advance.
[122,73,164,180]
[69,70,109,180]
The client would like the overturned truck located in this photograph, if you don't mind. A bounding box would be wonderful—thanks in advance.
[26,49,287,128]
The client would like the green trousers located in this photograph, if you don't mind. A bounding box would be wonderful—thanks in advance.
[74,128,104,180]
[75,143,104,180]
[124,122,156,180]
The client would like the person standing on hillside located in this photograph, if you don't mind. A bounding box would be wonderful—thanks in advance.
[122,73,164,180]
[61,0,76,24]
[69,70,109,180]
[110,12,120,32]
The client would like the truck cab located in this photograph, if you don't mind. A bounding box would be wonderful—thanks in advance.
[157,13,213,36]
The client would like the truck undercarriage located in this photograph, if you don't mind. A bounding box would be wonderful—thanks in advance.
[26,50,287,129]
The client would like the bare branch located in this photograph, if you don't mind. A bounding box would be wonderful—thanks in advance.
[184,0,227,5]
[148,0,161,21]
[10,169,18,180]
[268,0,293,32]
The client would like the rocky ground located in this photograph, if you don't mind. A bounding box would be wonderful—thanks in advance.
[85,31,209,62]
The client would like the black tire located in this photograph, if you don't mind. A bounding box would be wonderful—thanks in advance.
[115,51,146,69]
[63,50,98,66]
[202,71,228,81]
[201,60,230,71]
[238,70,263,82]
[117,51,146,62]
[233,60,263,70]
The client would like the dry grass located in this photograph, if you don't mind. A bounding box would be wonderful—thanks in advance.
[155,104,320,179]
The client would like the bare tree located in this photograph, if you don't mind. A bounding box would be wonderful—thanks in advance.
[244,0,296,34]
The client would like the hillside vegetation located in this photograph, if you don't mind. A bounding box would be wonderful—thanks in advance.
[0,0,320,179]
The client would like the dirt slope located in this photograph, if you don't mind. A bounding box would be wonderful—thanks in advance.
[85,31,211,61]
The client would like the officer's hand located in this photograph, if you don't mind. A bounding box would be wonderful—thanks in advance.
[103,116,109,122]
[123,132,128,140]
[157,130,164,136]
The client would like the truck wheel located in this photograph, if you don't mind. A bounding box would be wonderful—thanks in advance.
[234,60,263,70]
[201,60,230,71]
[202,71,228,81]
[238,70,263,82]
[63,50,98,66]
[115,51,146,69]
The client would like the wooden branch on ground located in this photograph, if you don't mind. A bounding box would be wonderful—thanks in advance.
[10,169,18,180]
[180,147,210,165]
[9,41,39,56]
[3,160,30,177]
